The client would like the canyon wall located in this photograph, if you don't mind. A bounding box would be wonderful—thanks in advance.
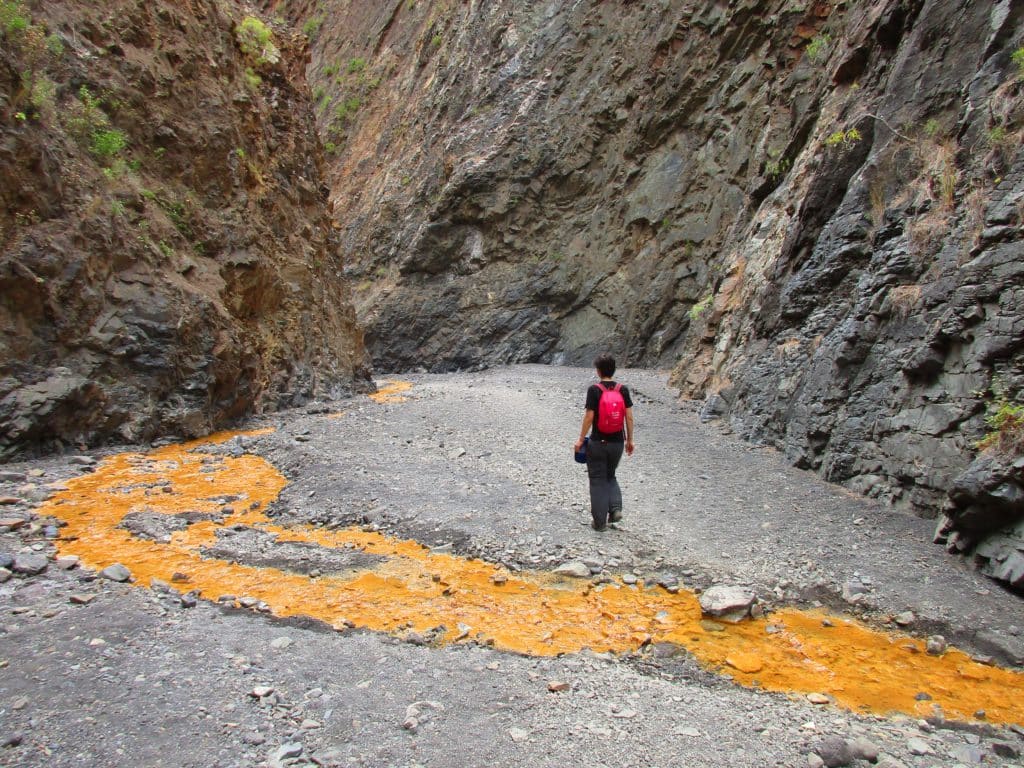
[0,0,371,458]
[292,0,1023,584]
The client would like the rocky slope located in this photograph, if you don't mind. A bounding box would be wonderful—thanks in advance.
[0,0,371,459]
[289,0,1023,586]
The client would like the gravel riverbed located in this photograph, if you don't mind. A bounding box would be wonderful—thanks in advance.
[0,365,1022,767]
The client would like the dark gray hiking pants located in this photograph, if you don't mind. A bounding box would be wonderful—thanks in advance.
[586,439,624,528]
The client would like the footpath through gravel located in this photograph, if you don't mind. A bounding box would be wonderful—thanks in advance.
[1,364,1022,768]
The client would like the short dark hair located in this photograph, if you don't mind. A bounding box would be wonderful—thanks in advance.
[594,353,616,378]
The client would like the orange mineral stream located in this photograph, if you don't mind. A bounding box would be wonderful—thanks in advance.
[38,429,1024,727]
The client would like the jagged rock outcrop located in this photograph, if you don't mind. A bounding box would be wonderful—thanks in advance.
[0,0,371,457]
[290,0,1023,585]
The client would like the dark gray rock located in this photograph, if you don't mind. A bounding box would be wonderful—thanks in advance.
[814,735,853,768]
[11,553,48,575]
[992,741,1020,759]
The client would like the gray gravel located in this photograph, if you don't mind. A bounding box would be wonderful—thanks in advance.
[0,365,1022,767]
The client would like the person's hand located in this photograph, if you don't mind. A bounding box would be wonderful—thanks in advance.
[573,438,584,453]
[626,439,635,456]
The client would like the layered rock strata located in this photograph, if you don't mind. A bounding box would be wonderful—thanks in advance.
[0,0,371,457]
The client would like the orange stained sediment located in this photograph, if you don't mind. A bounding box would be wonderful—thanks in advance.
[368,379,412,403]
[38,431,1024,727]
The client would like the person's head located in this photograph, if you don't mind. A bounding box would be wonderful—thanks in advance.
[594,353,616,379]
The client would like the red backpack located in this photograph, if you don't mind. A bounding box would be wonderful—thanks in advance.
[596,383,626,433]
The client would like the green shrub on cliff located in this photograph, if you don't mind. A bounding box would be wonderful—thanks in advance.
[806,33,831,63]
[825,127,861,149]
[977,396,1024,455]
[689,294,713,321]
[235,16,279,66]
[86,118,124,158]
[1012,47,1024,77]
[0,0,29,36]
[302,15,324,38]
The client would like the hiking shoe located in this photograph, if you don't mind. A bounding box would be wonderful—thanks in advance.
[591,521,607,532]
[608,510,622,523]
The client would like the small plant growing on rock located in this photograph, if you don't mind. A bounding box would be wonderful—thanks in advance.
[689,294,713,321]
[235,16,279,66]
[825,127,862,149]
[976,386,1024,455]
[805,33,831,63]
[764,151,790,181]
[0,0,29,36]
[334,96,361,124]
[302,15,324,38]
[243,67,262,90]
[347,57,367,74]
[1012,47,1024,78]
[90,128,127,158]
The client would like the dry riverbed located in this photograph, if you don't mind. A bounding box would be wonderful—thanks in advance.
[1,365,1022,768]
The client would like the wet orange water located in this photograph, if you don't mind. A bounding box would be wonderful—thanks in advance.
[369,380,412,403]
[38,429,1024,726]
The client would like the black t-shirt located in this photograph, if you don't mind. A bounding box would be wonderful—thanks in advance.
[585,380,633,442]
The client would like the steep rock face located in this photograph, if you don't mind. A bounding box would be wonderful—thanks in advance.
[667,1,1024,573]
[295,0,1023,582]
[292,0,834,371]
[0,0,371,457]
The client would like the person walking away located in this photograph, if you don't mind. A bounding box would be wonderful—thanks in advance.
[573,353,634,531]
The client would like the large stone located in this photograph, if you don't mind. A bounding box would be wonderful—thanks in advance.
[11,553,48,575]
[553,561,592,578]
[99,563,132,582]
[698,586,756,623]
[814,736,853,768]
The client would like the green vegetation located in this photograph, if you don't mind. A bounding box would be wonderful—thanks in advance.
[987,124,1014,151]
[347,57,367,74]
[90,128,128,158]
[825,127,862,148]
[243,67,262,90]
[67,86,107,138]
[25,72,56,112]
[323,62,339,77]
[334,96,361,124]
[689,294,713,321]
[1012,47,1024,77]
[923,119,941,139]
[430,34,443,48]
[0,0,29,35]
[976,390,1024,455]
[301,15,324,38]
[765,149,790,180]
[235,16,279,66]
[110,200,126,217]
[805,33,831,63]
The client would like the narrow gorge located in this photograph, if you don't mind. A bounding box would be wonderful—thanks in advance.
[281,0,1024,588]
[1,4,1023,580]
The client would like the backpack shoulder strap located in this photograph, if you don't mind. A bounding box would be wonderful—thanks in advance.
[613,383,622,392]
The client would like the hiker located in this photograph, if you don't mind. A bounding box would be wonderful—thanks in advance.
[573,353,634,531]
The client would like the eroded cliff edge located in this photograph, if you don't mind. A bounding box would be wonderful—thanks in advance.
[292,0,1023,585]
[0,0,372,458]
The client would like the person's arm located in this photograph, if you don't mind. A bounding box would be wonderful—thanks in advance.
[625,407,634,456]
[574,410,594,453]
